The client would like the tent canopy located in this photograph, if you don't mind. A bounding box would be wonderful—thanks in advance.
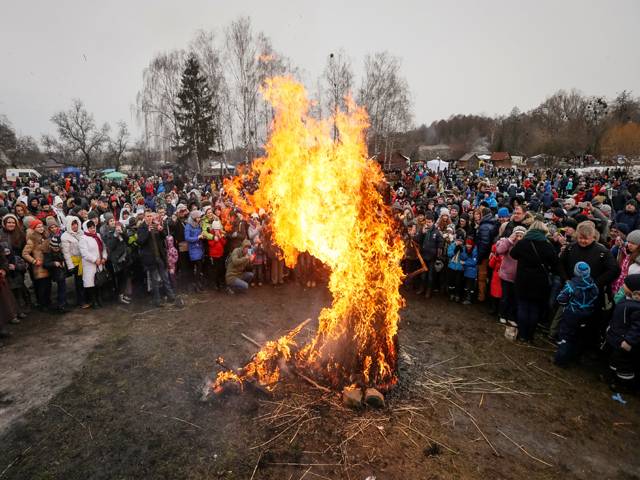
[104,171,127,180]
[426,159,449,172]
[62,166,82,175]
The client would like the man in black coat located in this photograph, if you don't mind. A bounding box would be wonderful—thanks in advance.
[138,210,177,307]
[476,207,498,302]
[416,212,443,298]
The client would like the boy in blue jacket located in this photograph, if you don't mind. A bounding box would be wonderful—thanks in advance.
[554,261,599,366]
[461,237,478,305]
[446,229,466,302]
[606,274,640,392]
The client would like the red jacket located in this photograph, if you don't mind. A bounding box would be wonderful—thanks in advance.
[488,245,503,298]
[207,236,226,258]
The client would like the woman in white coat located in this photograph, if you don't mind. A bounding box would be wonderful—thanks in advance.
[78,220,108,308]
[61,215,86,307]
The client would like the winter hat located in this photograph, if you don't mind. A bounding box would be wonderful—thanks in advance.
[176,203,188,213]
[552,208,566,218]
[103,212,114,223]
[512,226,527,236]
[88,210,99,220]
[462,199,471,209]
[624,274,640,292]
[626,199,638,209]
[613,223,630,236]
[626,230,640,245]
[211,220,223,231]
[53,196,63,207]
[49,235,61,248]
[574,261,591,278]
[450,204,460,212]
[497,207,510,219]
[45,217,59,228]
[599,204,612,216]
[455,229,466,241]
[465,237,475,247]
[241,239,252,248]
[22,215,36,229]
[564,198,576,208]
[439,208,450,217]
[29,218,43,230]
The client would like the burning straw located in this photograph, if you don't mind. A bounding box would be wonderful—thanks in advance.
[204,76,405,397]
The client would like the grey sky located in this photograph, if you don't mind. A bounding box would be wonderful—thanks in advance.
[1,0,639,139]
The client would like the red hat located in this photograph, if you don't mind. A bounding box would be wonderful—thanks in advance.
[465,237,474,246]
[30,219,43,230]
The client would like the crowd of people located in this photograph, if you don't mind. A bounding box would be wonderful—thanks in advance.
[394,163,639,393]
[0,163,639,393]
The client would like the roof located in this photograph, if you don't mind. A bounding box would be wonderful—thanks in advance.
[459,152,479,162]
[490,152,511,161]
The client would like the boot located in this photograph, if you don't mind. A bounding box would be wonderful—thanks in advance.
[416,286,425,295]
[425,288,432,299]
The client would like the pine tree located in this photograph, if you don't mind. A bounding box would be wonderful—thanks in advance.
[174,55,218,173]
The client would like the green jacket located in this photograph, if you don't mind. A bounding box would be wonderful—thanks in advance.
[225,246,251,284]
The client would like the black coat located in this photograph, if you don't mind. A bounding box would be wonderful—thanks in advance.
[607,299,640,348]
[476,214,497,260]
[137,223,167,267]
[558,241,620,289]
[510,238,558,301]
[418,225,443,261]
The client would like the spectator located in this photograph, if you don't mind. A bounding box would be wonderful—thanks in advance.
[79,220,108,309]
[226,239,254,293]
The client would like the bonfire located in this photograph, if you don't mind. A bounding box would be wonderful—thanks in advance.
[204,76,405,400]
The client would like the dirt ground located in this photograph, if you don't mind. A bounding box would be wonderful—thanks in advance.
[1,284,639,480]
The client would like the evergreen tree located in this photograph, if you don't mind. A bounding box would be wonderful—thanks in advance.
[174,55,218,173]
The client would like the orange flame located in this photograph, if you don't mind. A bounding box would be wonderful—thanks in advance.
[211,76,404,393]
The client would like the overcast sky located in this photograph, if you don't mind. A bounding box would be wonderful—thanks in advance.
[1,0,639,139]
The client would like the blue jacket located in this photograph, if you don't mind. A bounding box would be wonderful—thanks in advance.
[461,246,478,279]
[557,275,599,314]
[184,222,204,261]
[615,210,640,232]
[607,299,640,348]
[447,242,464,271]
[476,214,497,260]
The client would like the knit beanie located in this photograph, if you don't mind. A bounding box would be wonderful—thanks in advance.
[512,226,527,236]
[624,274,640,293]
[574,261,591,278]
[30,218,43,230]
[439,208,450,217]
[45,217,59,228]
[627,230,640,245]
[497,207,510,219]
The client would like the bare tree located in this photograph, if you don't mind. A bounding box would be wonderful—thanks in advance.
[323,50,354,139]
[225,17,261,161]
[358,52,412,157]
[135,50,185,158]
[42,99,110,174]
[107,121,130,170]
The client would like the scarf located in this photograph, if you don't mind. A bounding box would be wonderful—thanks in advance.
[84,231,104,259]
[524,229,548,242]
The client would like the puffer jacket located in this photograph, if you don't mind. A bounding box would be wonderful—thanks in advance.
[606,299,640,348]
[461,246,478,279]
[447,242,464,271]
[495,237,518,283]
[184,222,204,261]
[22,229,50,279]
[476,214,497,260]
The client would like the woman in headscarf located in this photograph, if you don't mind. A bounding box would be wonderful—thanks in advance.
[78,220,108,308]
[0,214,28,321]
[22,219,51,310]
[510,220,558,343]
[61,215,86,308]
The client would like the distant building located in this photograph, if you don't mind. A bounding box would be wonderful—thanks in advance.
[490,152,512,168]
[458,152,481,170]
[373,151,411,171]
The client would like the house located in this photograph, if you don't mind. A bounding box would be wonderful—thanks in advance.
[490,152,512,168]
[525,154,548,168]
[374,151,411,171]
[457,153,481,171]
[511,155,524,166]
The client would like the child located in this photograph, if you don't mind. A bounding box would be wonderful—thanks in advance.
[250,236,266,286]
[43,235,67,313]
[487,243,503,317]
[461,237,478,305]
[554,261,599,367]
[446,229,466,302]
[206,220,227,290]
[606,273,640,392]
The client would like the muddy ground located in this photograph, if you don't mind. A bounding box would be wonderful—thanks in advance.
[0,284,639,480]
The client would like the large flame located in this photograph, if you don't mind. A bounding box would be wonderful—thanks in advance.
[211,76,404,393]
